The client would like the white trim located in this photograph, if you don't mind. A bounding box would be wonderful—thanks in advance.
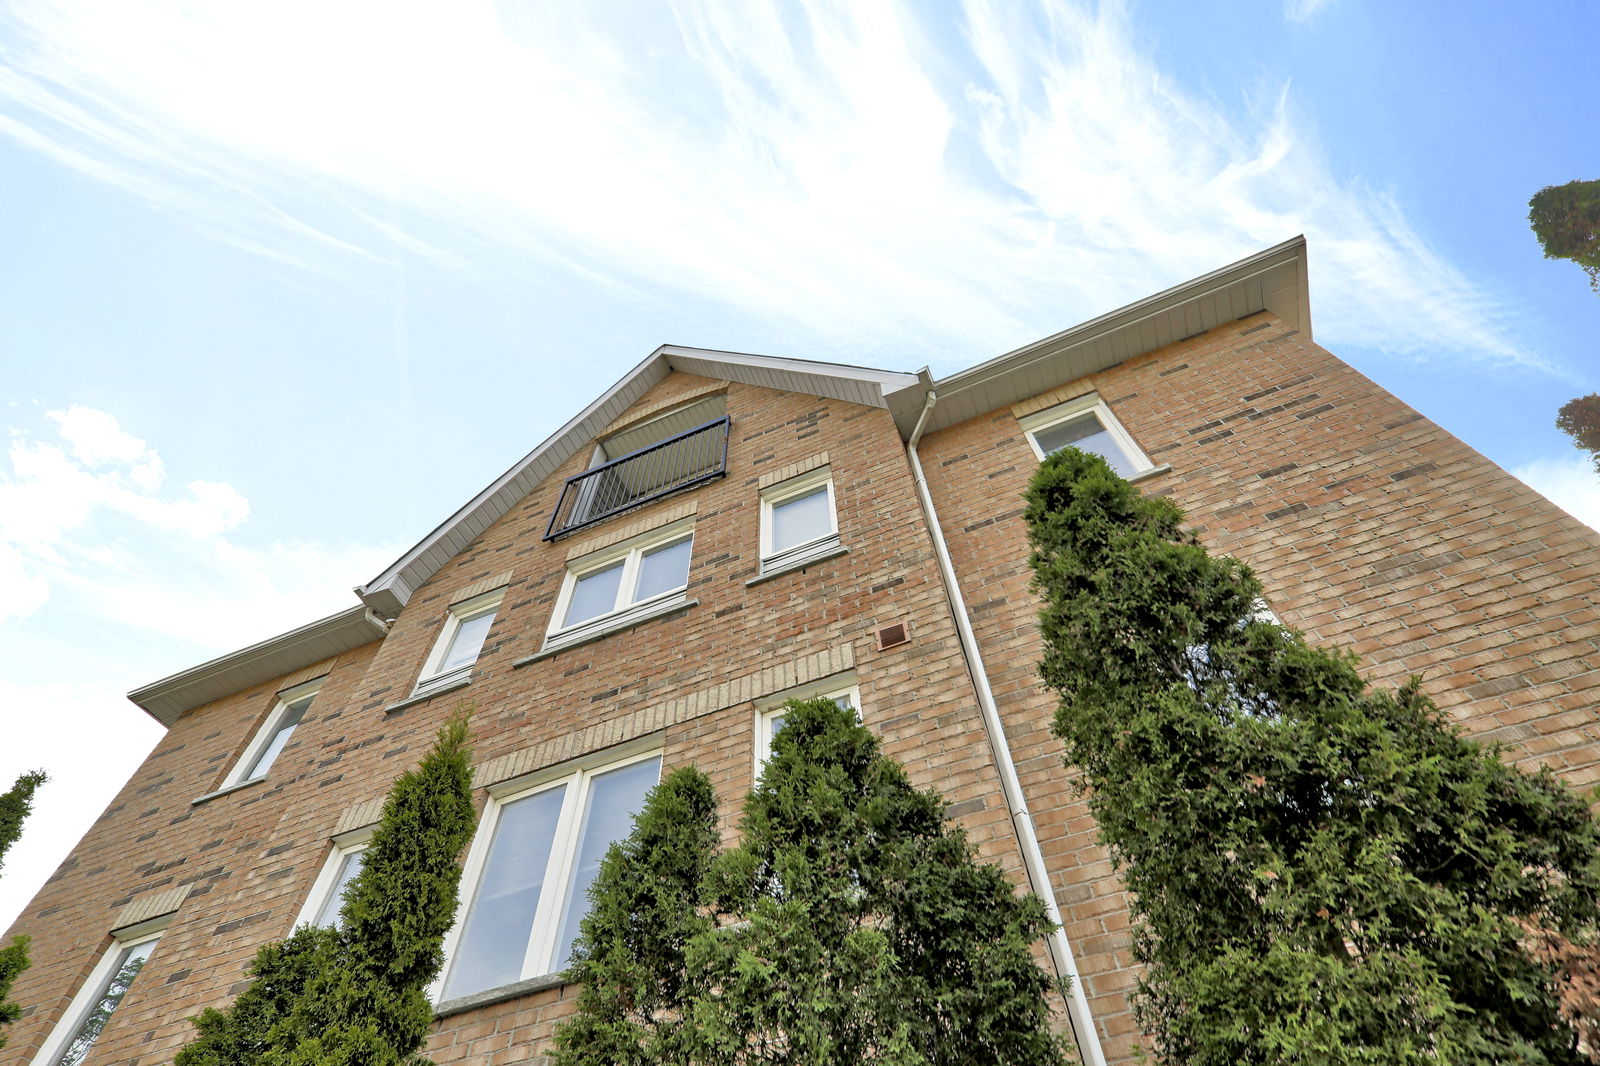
[413,588,505,697]
[753,673,860,775]
[221,677,324,789]
[434,747,663,1002]
[1018,393,1156,478]
[293,831,374,929]
[545,520,694,650]
[758,467,841,576]
[30,923,167,1066]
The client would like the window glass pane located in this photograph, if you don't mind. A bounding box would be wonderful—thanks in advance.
[314,848,367,928]
[245,698,310,780]
[550,757,662,969]
[55,937,157,1066]
[1032,412,1137,477]
[632,538,692,603]
[438,610,496,675]
[444,785,567,999]
[564,562,625,627]
[770,485,831,554]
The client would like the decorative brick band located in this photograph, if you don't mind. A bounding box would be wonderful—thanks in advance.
[477,643,856,787]
[113,884,191,932]
[1011,378,1101,420]
[449,569,515,606]
[564,500,697,562]
[758,451,830,489]
[333,797,386,837]
[275,661,334,696]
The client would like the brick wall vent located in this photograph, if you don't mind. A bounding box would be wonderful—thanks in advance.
[874,622,909,651]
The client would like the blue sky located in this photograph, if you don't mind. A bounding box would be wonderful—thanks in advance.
[2,0,1597,928]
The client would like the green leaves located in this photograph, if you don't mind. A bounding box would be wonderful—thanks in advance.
[1529,179,1600,294]
[555,698,1071,1066]
[176,710,477,1066]
[0,768,46,1048]
[1026,447,1600,1065]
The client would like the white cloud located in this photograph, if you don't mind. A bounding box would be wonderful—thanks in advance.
[1511,455,1600,534]
[1284,0,1335,23]
[0,0,1539,371]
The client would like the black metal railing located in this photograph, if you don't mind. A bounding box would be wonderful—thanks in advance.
[544,416,730,540]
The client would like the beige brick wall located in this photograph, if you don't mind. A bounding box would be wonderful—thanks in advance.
[916,310,1600,1062]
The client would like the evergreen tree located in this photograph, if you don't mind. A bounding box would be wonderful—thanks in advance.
[555,698,1071,1066]
[552,767,721,1066]
[0,768,47,1050]
[1529,179,1600,294]
[177,711,477,1066]
[1024,447,1600,1065]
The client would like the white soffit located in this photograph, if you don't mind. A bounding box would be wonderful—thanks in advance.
[356,347,923,615]
[128,606,388,726]
[901,235,1312,437]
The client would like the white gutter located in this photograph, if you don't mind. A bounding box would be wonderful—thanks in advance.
[906,391,1108,1066]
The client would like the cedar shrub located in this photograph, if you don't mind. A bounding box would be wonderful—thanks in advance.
[555,698,1071,1066]
[176,710,476,1066]
[0,769,46,1049]
[1025,446,1600,1065]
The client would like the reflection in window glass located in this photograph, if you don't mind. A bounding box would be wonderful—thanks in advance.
[442,785,567,1000]
[633,539,692,602]
[551,757,662,969]
[54,937,157,1066]
[564,562,625,626]
[313,848,367,929]
[438,610,496,675]
[1031,412,1138,477]
[770,486,832,554]
[245,696,311,780]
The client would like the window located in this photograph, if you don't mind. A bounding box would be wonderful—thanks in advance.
[759,467,840,576]
[1019,394,1153,479]
[546,522,694,649]
[415,589,504,696]
[295,836,370,929]
[32,924,164,1066]
[223,678,322,788]
[437,749,662,1000]
[756,679,860,771]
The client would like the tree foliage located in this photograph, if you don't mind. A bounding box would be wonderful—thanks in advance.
[1025,446,1600,1065]
[0,768,47,1049]
[176,711,477,1066]
[1530,179,1600,294]
[554,698,1070,1066]
[1557,394,1600,477]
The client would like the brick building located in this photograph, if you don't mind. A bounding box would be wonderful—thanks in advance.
[8,236,1600,1066]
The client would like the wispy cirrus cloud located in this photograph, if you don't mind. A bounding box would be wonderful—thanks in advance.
[0,0,1536,369]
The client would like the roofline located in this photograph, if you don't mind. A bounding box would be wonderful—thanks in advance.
[128,606,389,727]
[895,235,1312,436]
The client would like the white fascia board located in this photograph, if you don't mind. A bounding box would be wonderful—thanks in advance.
[357,345,922,614]
[906,236,1311,438]
[128,606,389,727]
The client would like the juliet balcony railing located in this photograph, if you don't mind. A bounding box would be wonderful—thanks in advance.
[544,415,731,540]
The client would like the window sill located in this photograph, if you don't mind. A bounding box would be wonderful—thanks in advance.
[746,541,849,587]
[385,674,472,715]
[191,776,269,807]
[433,971,568,1019]
[515,597,699,665]
[1128,464,1172,484]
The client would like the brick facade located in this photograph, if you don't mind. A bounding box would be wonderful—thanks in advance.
[7,250,1599,1065]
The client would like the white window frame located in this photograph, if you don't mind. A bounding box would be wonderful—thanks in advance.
[221,677,323,789]
[1019,393,1156,478]
[545,520,694,651]
[754,674,861,774]
[293,828,374,929]
[414,588,505,696]
[758,467,840,576]
[30,917,168,1066]
[434,742,663,1002]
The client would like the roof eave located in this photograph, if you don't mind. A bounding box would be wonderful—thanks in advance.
[128,606,389,727]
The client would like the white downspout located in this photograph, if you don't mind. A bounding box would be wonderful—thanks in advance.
[906,391,1108,1066]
